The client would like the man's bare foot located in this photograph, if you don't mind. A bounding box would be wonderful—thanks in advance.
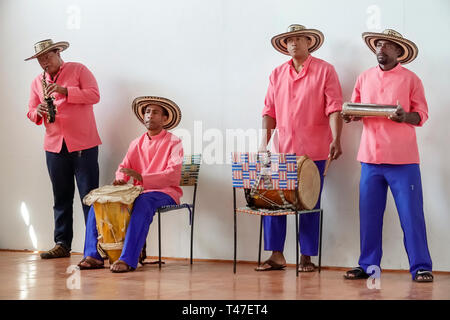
[255,251,286,271]
[110,260,134,273]
[298,255,317,272]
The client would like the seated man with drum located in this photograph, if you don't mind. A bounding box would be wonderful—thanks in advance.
[257,25,343,272]
[343,29,433,282]
[78,96,184,273]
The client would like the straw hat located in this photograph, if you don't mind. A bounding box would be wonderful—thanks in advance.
[271,24,324,55]
[132,96,181,130]
[24,39,69,61]
[362,29,418,64]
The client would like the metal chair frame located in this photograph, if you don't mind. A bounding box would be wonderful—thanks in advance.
[231,152,323,277]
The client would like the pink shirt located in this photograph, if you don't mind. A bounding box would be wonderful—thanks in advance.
[27,62,102,153]
[262,55,343,160]
[351,64,428,164]
[115,130,184,204]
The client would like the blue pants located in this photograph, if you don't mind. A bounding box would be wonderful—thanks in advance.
[262,160,326,256]
[83,191,175,269]
[45,141,99,250]
[358,163,432,278]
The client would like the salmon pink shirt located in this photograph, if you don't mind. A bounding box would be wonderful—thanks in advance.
[262,55,343,161]
[115,130,184,204]
[27,62,102,153]
[351,64,428,164]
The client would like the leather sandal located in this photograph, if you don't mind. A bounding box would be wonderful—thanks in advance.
[77,257,104,270]
[255,259,286,271]
[110,260,135,273]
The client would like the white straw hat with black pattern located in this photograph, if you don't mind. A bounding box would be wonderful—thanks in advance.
[362,29,418,64]
[24,39,69,61]
[132,96,181,130]
[271,24,324,55]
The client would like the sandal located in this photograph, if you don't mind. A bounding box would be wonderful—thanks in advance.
[255,259,286,272]
[110,260,135,273]
[77,257,104,270]
[298,262,317,273]
[344,267,370,280]
[414,270,434,283]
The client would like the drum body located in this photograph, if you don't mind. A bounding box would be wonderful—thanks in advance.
[83,185,143,263]
[93,201,132,263]
[246,155,321,210]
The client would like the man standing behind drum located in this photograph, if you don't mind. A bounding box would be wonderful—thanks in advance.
[78,96,183,272]
[25,39,101,259]
[343,30,433,282]
[257,25,343,272]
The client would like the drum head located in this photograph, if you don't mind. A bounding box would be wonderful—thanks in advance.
[297,156,321,210]
[83,184,143,206]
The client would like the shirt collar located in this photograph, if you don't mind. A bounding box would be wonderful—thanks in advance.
[288,54,313,77]
[146,129,167,141]
[376,62,402,74]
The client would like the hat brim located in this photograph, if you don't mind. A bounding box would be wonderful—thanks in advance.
[24,41,69,61]
[271,29,324,55]
[362,32,418,64]
[132,96,182,130]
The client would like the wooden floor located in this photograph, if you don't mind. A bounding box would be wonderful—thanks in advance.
[1,251,449,300]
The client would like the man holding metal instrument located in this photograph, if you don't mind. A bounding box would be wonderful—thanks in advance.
[343,29,433,282]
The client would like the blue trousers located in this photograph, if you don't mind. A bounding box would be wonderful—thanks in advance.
[83,191,175,269]
[45,141,99,250]
[262,160,326,256]
[358,163,432,278]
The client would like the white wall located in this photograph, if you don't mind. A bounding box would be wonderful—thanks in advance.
[1,0,449,272]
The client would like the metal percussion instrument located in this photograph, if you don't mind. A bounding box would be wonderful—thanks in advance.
[341,102,398,117]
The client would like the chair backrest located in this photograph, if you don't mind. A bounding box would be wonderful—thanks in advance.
[180,154,201,186]
[231,152,297,190]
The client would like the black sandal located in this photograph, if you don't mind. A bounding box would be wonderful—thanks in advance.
[414,270,434,283]
[344,267,370,280]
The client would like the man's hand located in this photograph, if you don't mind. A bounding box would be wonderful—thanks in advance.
[329,139,342,160]
[46,83,68,96]
[342,114,362,123]
[36,103,49,118]
[388,104,406,123]
[120,168,143,182]
[112,179,127,186]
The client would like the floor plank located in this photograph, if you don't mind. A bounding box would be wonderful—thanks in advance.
[0,251,448,300]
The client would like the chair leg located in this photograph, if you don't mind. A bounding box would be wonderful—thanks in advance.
[296,211,299,277]
[258,215,263,266]
[190,184,198,265]
[190,208,194,265]
[318,209,323,273]
[158,209,162,269]
[233,188,237,274]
